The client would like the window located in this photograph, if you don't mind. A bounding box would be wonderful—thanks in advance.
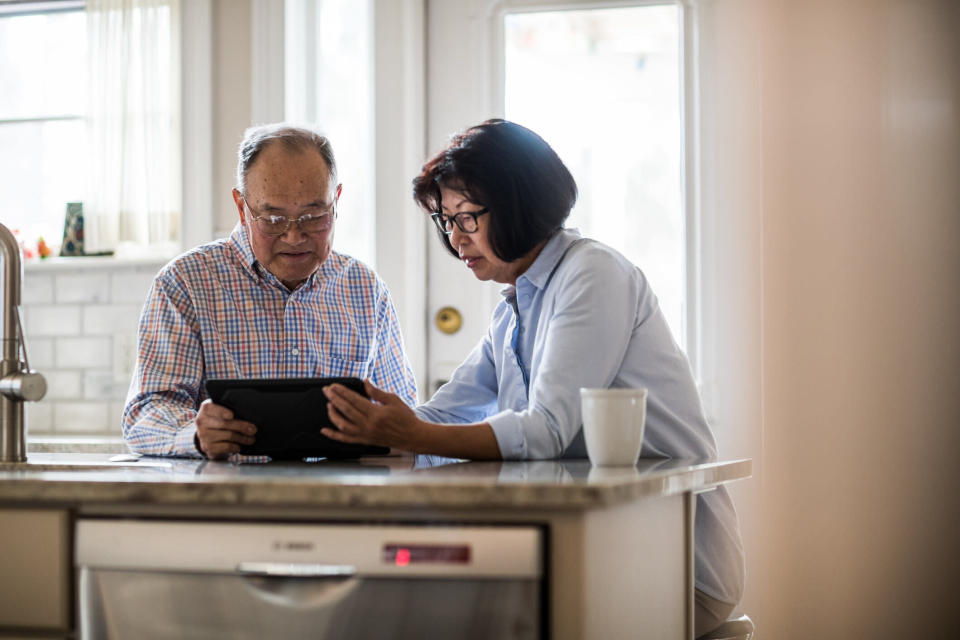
[0,0,181,258]
[504,4,685,346]
[0,3,86,254]
[285,0,375,266]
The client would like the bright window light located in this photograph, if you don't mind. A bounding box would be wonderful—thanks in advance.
[0,9,87,252]
[505,5,684,346]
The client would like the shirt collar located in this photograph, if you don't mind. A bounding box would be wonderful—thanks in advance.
[228,221,258,271]
[500,227,582,299]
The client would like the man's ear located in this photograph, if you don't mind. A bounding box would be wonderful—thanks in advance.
[232,189,247,224]
[335,183,343,202]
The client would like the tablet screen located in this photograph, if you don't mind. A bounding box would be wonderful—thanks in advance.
[204,377,389,460]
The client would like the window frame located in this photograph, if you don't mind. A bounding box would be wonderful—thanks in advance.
[1,0,213,258]
[488,0,703,379]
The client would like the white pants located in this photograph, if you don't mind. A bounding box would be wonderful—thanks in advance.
[695,588,737,638]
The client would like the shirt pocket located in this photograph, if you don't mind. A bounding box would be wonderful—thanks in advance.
[316,354,370,380]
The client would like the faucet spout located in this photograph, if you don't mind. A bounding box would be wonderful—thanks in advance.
[0,224,19,364]
[0,223,46,462]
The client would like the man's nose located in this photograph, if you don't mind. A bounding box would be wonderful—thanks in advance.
[280,221,308,243]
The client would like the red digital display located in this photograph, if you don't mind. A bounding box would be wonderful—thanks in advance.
[382,543,471,565]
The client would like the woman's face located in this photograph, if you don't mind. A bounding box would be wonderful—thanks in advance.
[439,185,541,285]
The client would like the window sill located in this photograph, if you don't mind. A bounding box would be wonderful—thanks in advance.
[23,254,173,273]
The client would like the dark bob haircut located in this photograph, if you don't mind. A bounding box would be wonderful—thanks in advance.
[412,119,577,262]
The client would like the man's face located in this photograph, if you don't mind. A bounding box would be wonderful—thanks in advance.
[232,143,341,290]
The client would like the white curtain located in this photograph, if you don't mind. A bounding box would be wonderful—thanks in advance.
[86,0,181,253]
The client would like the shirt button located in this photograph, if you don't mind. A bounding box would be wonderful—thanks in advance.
[290,347,300,356]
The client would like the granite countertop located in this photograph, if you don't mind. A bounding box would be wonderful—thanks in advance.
[0,451,751,510]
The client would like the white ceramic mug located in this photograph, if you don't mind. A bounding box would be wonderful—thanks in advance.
[580,388,648,466]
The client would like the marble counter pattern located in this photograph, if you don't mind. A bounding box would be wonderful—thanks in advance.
[0,453,751,511]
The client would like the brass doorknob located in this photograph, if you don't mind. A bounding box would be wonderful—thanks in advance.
[435,306,463,335]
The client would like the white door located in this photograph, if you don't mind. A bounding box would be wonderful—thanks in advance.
[424,0,689,394]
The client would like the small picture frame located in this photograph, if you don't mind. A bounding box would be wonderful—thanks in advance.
[60,202,84,257]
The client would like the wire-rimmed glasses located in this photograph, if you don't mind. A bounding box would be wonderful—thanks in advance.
[242,195,336,236]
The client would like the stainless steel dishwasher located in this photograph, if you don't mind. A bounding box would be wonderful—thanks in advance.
[76,519,545,639]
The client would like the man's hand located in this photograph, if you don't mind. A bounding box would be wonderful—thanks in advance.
[195,399,257,459]
[322,380,424,450]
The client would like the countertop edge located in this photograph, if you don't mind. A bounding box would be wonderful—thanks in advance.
[0,459,752,511]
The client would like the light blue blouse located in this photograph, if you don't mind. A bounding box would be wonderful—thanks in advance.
[416,228,745,604]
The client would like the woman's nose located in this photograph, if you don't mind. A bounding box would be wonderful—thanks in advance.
[448,226,469,250]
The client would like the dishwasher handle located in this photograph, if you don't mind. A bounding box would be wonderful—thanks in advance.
[236,562,357,578]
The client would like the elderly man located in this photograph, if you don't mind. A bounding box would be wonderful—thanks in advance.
[123,124,418,458]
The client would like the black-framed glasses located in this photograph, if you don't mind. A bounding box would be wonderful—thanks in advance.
[430,209,489,235]
[242,195,337,236]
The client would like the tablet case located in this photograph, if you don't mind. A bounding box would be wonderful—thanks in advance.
[204,377,389,460]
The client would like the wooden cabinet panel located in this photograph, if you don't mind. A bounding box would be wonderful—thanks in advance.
[0,509,70,630]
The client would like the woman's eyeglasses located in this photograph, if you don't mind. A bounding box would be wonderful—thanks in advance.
[242,195,336,236]
[431,209,489,235]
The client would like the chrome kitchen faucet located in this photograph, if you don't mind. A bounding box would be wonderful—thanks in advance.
[0,223,47,462]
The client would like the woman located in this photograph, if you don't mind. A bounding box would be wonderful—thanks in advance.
[322,119,744,636]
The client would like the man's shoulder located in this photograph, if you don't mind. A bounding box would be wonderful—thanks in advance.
[323,251,384,285]
[156,237,236,283]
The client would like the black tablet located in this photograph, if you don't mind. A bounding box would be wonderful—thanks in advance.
[204,377,389,460]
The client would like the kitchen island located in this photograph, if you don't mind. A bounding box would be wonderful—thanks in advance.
[0,453,750,639]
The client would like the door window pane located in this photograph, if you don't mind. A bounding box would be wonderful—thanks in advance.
[504,5,684,345]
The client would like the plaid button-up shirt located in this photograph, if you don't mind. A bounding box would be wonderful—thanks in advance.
[123,223,418,457]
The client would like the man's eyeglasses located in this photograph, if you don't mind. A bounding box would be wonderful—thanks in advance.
[430,209,489,235]
[242,195,336,236]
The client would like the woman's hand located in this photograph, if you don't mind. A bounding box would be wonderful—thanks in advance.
[322,380,424,450]
[195,399,257,459]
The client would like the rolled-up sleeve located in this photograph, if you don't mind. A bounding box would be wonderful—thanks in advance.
[416,330,500,425]
[122,273,205,457]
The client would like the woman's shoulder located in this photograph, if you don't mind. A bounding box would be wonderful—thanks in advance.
[556,236,642,281]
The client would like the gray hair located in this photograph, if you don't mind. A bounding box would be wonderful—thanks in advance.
[236,123,338,194]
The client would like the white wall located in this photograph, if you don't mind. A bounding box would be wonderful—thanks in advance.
[213,0,253,236]
[702,0,959,636]
[696,0,764,627]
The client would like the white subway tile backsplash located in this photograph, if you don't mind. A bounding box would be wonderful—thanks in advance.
[84,370,129,401]
[55,337,112,368]
[82,304,142,335]
[20,262,163,437]
[111,401,127,426]
[55,273,110,303]
[27,338,55,369]
[43,370,84,400]
[24,305,82,337]
[53,402,112,433]
[110,271,157,304]
[22,274,54,305]
[112,333,138,384]
[26,402,54,433]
